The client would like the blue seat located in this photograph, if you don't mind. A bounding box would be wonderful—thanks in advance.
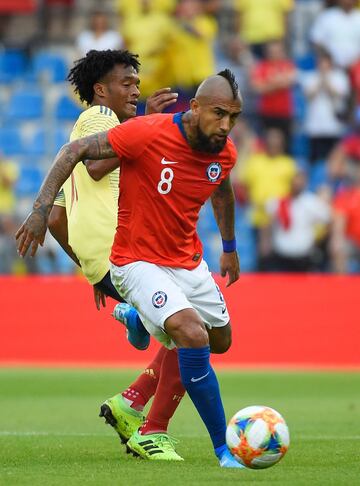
[292,85,307,122]
[54,127,70,152]
[15,165,43,197]
[7,89,44,120]
[27,128,47,156]
[31,51,68,83]
[309,160,329,191]
[295,52,316,71]
[0,49,27,83]
[55,95,82,120]
[291,132,309,158]
[0,127,23,155]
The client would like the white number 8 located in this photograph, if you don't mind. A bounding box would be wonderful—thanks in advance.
[157,168,174,195]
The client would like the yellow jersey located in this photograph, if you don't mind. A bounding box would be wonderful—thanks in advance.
[0,159,18,214]
[54,105,120,284]
[235,0,293,44]
[242,152,296,227]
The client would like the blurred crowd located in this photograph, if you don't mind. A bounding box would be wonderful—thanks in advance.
[1,0,360,275]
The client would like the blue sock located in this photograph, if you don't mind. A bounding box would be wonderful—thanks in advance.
[177,346,226,451]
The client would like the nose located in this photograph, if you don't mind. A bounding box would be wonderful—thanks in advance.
[219,115,231,133]
[131,85,140,98]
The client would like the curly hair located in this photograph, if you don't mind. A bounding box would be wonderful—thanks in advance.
[67,49,141,105]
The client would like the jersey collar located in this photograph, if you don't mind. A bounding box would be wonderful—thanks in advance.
[173,112,188,141]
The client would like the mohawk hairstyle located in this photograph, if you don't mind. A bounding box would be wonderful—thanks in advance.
[217,69,239,99]
[67,49,140,105]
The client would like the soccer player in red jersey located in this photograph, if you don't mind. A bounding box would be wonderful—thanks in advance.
[46,49,186,461]
[16,70,244,468]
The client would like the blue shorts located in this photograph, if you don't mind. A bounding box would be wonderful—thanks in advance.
[94,271,125,303]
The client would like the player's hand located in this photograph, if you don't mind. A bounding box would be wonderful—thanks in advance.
[93,286,106,310]
[145,88,178,115]
[15,210,47,258]
[220,251,240,287]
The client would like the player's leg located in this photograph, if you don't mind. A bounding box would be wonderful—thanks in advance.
[110,261,242,466]
[126,348,185,461]
[177,260,244,468]
[164,310,242,467]
[100,346,167,442]
[207,323,232,354]
[102,265,186,460]
[94,271,150,350]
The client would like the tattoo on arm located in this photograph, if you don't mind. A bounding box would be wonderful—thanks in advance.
[211,177,235,240]
[32,131,116,217]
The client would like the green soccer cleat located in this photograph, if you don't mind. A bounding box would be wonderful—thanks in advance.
[99,393,144,443]
[126,430,184,461]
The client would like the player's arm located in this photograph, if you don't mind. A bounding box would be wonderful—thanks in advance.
[84,157,120,181]
[15,131,116,258]
[48,205,80,267]
[210,177,240,287]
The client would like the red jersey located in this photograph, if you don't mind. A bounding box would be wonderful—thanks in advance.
[341,134,360,162]
[333,187,360,246]
[350,60,360,105]
[107,113,237,269]
[251,60,295,117]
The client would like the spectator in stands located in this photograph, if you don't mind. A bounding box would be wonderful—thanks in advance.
[292,0,323,57]
[170,0,218,108]
[240,128,297,269]
[251,40,296,151]
[233,0,294,58]
[310,0,360,69]
[115,0,176,18]
[230,119,263,204]
[0,153,18,273]
[349,56,360,110]
[330,163,360,273]
[76,10,123,56]
[328,107,360,179]
[301,50,350,164]
[217,36,256,122]
[40,0,75,42]
[120,0,174,101]
[266,170,331,272]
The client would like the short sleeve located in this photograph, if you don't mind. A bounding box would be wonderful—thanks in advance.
[79,109,119,137]
[107,117,156,160]
[54,188,66,208]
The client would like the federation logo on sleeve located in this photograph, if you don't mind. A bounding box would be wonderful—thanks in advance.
[206,162,222,182]
[152,291,167,308]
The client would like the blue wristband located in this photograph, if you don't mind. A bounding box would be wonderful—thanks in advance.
[222,238,236,253]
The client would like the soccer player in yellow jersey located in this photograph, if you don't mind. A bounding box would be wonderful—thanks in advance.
[48,49,186,460]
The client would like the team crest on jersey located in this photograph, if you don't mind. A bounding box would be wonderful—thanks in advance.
[207,162,222,182]
[152,291,167,308]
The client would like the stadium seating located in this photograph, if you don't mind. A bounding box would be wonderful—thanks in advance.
[55,95,82,120]
[27,128,47,156]
[6,88,44,120]
[0,126,24,155]
[0,49,27,83]
[15,164,44,197]
[28,51,68,83]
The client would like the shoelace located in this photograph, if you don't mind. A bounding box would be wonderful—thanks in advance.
[153,434,179,451]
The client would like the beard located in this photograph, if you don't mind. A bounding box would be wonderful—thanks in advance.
[192,125,227,154]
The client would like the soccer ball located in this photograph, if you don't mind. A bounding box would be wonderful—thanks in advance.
[226,405,290,469]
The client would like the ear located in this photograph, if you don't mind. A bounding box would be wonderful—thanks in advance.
[190,98,200,114]
[93,82,106,99]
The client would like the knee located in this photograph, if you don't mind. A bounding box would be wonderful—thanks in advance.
[165,310,209,348]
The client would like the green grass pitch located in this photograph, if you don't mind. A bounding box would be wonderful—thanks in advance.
[1,369,359,485]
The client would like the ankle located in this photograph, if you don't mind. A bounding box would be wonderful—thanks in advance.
[139,419,168,435]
